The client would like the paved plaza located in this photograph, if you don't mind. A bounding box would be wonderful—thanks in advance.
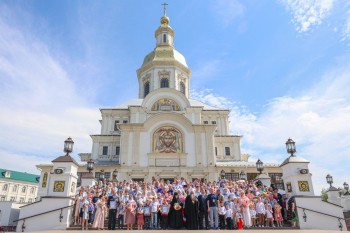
[18,230,341,233]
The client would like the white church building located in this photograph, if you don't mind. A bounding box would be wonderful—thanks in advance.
[16,8,348,232]
[71,11,283,185]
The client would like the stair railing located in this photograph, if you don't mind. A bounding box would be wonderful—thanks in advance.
[13,205,74,232]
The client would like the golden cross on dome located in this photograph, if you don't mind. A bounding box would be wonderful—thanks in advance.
[161,2,168,16]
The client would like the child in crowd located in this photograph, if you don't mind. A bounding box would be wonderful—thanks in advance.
[81,200,89,230]
[150,197,160,229]
[274,203,283,227]
[225,203,233,229]
[137,201,145,230]
[255,196,265,227]
[218,201,226,229]
[143,199,151,230]
[117,200,125,229]
[236,207,244,230]
[250,203,257,227]
[88,198,95,226]
[160,198,170,229]
[265,204,274,227]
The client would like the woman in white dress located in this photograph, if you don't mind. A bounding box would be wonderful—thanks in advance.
[239,191,252,228]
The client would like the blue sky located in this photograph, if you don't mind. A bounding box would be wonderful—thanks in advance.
[1,0,350,194]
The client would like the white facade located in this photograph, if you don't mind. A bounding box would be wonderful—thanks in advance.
[0,169,39,204]
[75,12,283,183]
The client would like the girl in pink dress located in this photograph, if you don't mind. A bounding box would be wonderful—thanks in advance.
[93,196,106,230]
[136,202,145,230]
[274,203,283,227]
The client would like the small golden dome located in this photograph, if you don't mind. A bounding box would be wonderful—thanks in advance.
[160,16,169,25]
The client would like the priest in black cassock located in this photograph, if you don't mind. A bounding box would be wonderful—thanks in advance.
[184,191,199,230]
[169,192,184,229]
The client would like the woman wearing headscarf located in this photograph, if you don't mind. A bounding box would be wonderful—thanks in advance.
[168,192,183,229]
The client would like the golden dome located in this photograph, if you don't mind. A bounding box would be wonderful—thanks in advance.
[160,16,169,25]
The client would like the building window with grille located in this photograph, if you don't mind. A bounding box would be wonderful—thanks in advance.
[225,147,230,156]
[268,173,284,190]
[10,196,16,202]
[160,78,169,88]
[212,121,217,124]
[102,146,108,156]
[30,187,35,194]
[224,173,240,181]
[2,184,8,191]
[19,197,25,203]
[203,121,208,124]
[180,81,185,94]
[22,186,26,193]
[12,185,18,193]
[95,172,111,180]
[115,146,120,155]
[144,81,150,97]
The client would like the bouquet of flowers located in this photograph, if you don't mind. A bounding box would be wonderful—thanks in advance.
[174,202,182,210]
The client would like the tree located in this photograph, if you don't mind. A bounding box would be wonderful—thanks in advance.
[321,188,328,201]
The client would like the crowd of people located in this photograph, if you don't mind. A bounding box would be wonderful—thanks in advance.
[73,177,298,230]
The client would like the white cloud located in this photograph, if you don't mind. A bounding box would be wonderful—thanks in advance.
[280,0,334,32]
[191,60,350,194]
[213,0,245,27]
[341,10,350,42]
[0,4,100,173]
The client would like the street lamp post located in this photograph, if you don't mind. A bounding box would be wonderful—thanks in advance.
[113,169,118,181]
[240,171,246,181]
[100,170,105,180]
[256,159,264,174]
[285,138,296,157]
[326,174,333,188]
[64,137,74,156]
[220,170,226,180]
[87,159,94,173]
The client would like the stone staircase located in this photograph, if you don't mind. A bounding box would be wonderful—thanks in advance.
[67,218,296,230]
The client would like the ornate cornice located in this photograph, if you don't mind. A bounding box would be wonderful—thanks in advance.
[158,69,170,79]
[137,60,191,77]
[142,73,151,83]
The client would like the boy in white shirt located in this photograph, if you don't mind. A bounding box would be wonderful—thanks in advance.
[225,203,233,229]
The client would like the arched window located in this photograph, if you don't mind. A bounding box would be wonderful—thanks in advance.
[180,81,185,94]
[160,78,169,88]
[163,34,167,43]
[12,185,17,192]
[22,186,26,193]
[30,187,35,194]
[2,184,8,191]
[144,82,150,97]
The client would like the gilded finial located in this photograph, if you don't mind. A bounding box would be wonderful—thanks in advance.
[160,2,170,25]
[161,2,168,16]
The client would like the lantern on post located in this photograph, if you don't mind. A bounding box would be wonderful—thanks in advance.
[64,137,74,156]
[240,171,246,181]
[87,159,94,173]
[220,170,226,179]
[256,159,264,174]
[285,138,296,157]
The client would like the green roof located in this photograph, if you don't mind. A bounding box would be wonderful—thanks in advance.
[0,168,40,183]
